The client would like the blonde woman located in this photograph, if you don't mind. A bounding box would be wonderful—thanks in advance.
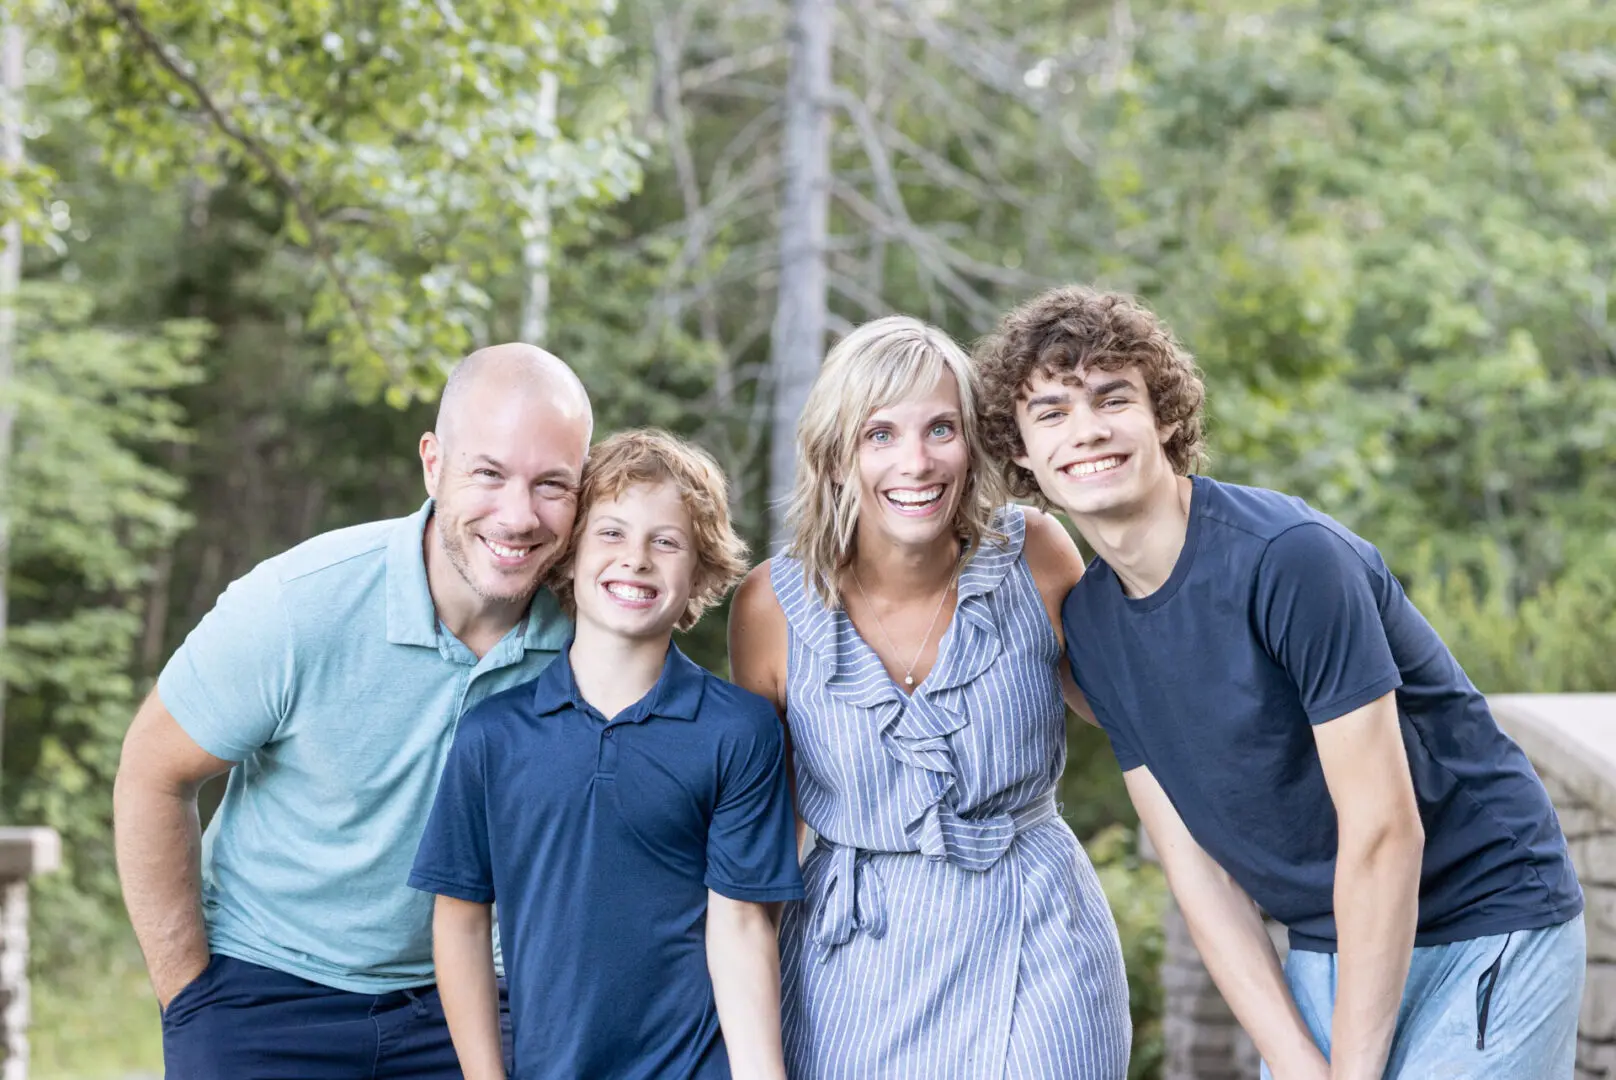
[729,316,1130,1078]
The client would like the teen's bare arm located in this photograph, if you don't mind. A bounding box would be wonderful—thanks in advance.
[1020,507,1099,726]
[1313,692,1424,1080]
[707,893,788,1080]
[433,896,506,1080]
[728,563,805,846]
[1127,766,1329,1080]
[113,689,235,1007]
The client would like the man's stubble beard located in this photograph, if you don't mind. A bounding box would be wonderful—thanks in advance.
[437,515,556,606]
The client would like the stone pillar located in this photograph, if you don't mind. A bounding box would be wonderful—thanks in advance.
[1491,695,1616,1080]
[1537,772,1616,1080]
[0,828,61,1080]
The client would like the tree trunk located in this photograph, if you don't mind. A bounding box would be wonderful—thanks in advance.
[520,71,560,345]
[767,0,833,550]
[0,19,26,780]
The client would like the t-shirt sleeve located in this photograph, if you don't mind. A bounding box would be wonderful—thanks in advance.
[1254,523,1403,725]
[155,564,296,762]
[1096,706,1146,772]
[705,707,805,903]
[1063,640,1145,772]
[408,719,496,903]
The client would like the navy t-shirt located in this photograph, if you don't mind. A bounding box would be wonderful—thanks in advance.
[409,641,804,1079]
[1064,476,1582,952]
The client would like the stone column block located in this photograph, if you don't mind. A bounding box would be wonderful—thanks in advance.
[0,828,61,1080]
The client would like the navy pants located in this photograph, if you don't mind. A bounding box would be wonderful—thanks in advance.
[161,954,513,1079]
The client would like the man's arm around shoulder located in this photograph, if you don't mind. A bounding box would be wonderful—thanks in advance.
[113,689,235,1008]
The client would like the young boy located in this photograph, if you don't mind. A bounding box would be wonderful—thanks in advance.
[974,286,1584,1080]
[409,429,803,1080]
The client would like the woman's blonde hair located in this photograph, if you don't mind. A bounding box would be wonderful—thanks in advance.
[784,315,1005,606]
[550,428,749,631]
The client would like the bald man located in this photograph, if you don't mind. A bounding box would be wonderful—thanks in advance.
[114,345,593,1079]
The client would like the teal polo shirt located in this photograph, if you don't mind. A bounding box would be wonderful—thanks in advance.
[157,499,570,993]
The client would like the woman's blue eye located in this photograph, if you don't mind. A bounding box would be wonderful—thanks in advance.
[930,423,954,438]
[868,429,891,444]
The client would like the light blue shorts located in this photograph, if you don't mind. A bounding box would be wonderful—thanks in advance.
[1261,913,1585,1080]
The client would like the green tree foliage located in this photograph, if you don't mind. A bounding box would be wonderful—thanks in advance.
[1084,0,1616,694]
[2,283,204,971]
[7,2,1616,1075]
[46,0,642,395]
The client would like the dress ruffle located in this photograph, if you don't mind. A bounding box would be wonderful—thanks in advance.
[780,507,1027,877]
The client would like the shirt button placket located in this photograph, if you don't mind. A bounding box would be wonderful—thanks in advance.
[598,725,620,775]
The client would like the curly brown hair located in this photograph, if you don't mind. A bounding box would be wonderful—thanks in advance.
[974,285,1208,503]
[547,429,749,632]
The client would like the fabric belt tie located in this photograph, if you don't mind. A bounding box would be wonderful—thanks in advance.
[812,795,1059,951]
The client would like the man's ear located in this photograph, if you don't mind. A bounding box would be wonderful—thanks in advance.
[420,432,443,497]
[1158,421,1180,446]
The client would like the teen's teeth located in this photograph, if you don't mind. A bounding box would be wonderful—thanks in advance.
[485,538,532,558]
[1066,457,1123,478]
[606,583,656,601]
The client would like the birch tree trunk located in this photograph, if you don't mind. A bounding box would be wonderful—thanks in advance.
[520,70,560,345]
[767,0,832,550]
[0,18,25,773]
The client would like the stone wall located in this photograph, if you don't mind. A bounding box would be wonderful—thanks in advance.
[1153,693,1615,1079]
[1542,767,1616,1079]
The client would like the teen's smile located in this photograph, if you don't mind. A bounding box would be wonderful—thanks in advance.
[1058,454,1129,481]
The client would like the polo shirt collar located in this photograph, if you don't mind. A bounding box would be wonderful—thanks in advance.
[535,638,706,722]
[386,498,572,652]
[386,500,440,647]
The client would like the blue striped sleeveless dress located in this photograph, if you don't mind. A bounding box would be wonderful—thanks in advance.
[773,506,1131,1080]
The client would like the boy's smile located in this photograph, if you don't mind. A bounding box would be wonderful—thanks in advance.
[572,480,697,642]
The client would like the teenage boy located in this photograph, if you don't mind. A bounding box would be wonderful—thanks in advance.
[409,429,803,1080]
[974,286,1585,1080]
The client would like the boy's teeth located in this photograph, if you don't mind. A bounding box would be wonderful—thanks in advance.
[606,583,655,600]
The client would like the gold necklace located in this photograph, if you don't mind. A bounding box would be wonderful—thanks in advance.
[850,559,960,688]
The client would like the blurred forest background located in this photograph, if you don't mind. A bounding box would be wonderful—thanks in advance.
[1,0,1613,1076]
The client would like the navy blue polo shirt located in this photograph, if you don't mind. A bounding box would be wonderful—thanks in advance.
[409,641,803,1080]
[1064,476,1582,952]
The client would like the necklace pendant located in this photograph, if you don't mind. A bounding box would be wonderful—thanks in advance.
[904,675,914,687]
